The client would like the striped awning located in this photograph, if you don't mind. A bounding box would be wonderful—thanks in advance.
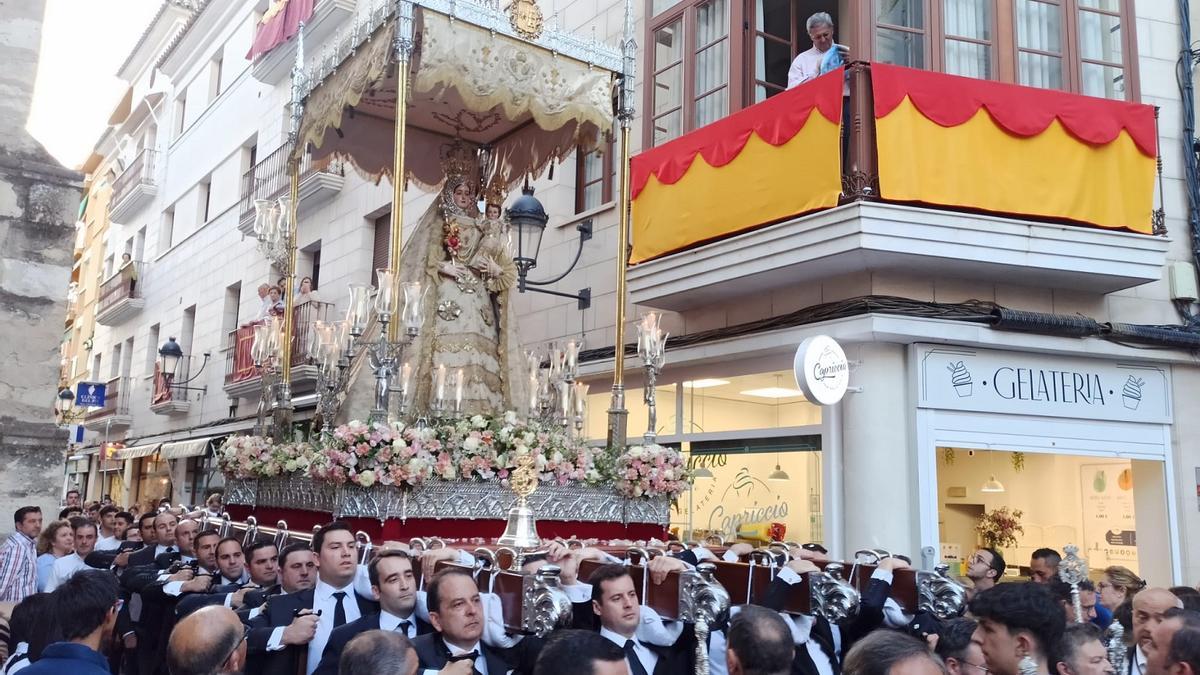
[159,436,217,460]
[113,443,161,460]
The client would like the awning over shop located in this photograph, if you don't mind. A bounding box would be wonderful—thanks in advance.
[159,436,218,460]
[113,443,161,460]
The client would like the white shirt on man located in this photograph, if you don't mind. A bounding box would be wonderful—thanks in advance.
[94,535,121,551]
[266,578,363,675]
[787,46,827,88]
[600,626,659,675]
[45,553,88,591]
[380,609,419,639]
[420,638,491,675]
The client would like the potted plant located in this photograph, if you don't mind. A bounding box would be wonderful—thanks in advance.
[977,506,1024,549]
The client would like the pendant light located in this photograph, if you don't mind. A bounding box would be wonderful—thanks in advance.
[768,451,790,482]
[980,450,1005,493]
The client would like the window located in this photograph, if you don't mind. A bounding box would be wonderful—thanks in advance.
[575,141,614,213]
[174,92,188,137]
[1015,0,1064,88]
[875,0,927,69]
[210,56,224,100]
[159,206,175,254]
[749,0,801,102]
[221,285,241,341]
[146,324,160,375]
[198,179,211,224]
[111,344,122,379]
[372,213,391,287]
[646,0,737,145]
[943,0,993,79]
[1076,0,1126,98]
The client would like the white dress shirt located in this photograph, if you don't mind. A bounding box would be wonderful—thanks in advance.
[787,47,826,88]
[45,553,88,591]
[94,535,121,551]
[380,609,419,639]
[600,626,658,675]
[422,638,490,675]
[305,579,363,674]
[1131,645,1147,675]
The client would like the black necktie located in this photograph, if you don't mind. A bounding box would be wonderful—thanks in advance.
[332,591,347,627]
[624,640,650,675]
[396,620,412,636]
[165,546,175,553]
[447,650,481,675]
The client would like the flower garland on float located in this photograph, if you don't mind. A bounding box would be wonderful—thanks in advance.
[217,412,691,500]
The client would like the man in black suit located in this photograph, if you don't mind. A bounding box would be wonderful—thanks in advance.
[411,567,519,675]
[583,563,696,675]
[313,549,433,675]
[246,521,378,675]
[240,543,315,623]
[726,605,794,675]
[179,540,283,618]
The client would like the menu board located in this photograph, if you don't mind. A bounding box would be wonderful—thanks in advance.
[1079,463,1138,570]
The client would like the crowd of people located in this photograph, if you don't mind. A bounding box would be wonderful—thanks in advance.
[0,498,1198,675]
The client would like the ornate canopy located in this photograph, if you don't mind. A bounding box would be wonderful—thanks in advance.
[293,0,626,191]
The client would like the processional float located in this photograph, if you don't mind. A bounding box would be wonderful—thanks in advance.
[214,0,972,670]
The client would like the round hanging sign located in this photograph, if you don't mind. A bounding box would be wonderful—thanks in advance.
[793,335,850,406]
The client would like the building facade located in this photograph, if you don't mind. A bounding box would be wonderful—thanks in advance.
[71,0,1200,585]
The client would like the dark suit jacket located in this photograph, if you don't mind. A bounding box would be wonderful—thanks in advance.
[411,632,518,675]
[570,601,696,675]
[312,612,434,675]
[245,586,379,675]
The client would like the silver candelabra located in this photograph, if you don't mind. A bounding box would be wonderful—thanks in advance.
[637,312,668,444]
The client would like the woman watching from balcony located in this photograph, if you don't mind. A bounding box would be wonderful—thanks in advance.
[266,285,285,317]
[34,520,74,592]
[119,252,137,296]
[295,276,320,306]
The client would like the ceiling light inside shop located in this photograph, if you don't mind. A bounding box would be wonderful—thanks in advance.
[980,476,1006,493]
[683,379,730,389]
[740,387,806,399]
[693,467,714,479]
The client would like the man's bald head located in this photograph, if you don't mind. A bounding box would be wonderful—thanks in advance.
[167,605,246,675]
[339,630,417,675]
[1133,588,1184,650]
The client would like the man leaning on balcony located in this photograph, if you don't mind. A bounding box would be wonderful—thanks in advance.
[787,12,850,89]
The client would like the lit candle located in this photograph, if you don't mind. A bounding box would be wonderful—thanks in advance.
[528,373,539,413]
[558,381,570,416]
[400,362,412,401]
[574,382,589,416]
[435,363,447,407]
[453,368,464,412]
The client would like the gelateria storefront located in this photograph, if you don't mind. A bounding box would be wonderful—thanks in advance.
[583,368,827,545]
[916,344,1179,584]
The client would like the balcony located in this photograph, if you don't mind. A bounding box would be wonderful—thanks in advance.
[627,63,1169,311]
[83,376,132,431]
[237,141,345,237]
[109,149,158,223]
[95,262,145,326]
[223,301,333,399]
[251,0,355,85]
[150,356,196,415]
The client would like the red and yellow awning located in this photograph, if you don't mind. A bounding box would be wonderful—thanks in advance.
[871,63,1157,234]
[630,70,844,264]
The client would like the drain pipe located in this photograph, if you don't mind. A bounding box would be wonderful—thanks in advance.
[1177,0,1200,326]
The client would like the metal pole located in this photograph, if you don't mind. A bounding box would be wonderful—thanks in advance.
[606,0,636,452]
[389,0,415,342]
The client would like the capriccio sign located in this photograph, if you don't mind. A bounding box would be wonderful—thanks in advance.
[794,335,850,406]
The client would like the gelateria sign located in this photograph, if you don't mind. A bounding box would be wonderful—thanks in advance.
[916,345,1171,424]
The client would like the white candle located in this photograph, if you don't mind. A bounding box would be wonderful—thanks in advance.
[529,373,539,412]
[454,368,464,412]
[400,362,412,400]
[435,364,447,406]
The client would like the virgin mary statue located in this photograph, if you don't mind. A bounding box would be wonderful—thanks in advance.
[386,142,525,418]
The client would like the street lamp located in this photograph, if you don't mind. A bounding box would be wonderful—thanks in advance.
[507,185,592,310]
[157,337,211,391]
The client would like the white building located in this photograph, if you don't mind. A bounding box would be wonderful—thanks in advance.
[75,0,1200,586]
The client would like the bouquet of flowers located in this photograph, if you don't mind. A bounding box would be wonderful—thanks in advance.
[613,444,690,500]
[977,506,1024,549]
[216,435,277,480]
[308,420,400,488]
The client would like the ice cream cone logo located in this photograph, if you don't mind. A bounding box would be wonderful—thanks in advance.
[947,361,972,397]
[1121,376,1145,410]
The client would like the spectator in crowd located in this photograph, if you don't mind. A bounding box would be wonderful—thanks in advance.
[22,570,120,675]
[95,506,122,552]
[119,252,138,295]
[338,630,417,675]
[785,12,849,89]
[3,592,58,674]
[1145,609,1200,675]
[843,630,947,675]
[0,507,42,603]
[255,283,272,321]
[1154,610,1200,675]
[1053,623,1112,675]
[113,512,134,541]
[725,604,794,675]
[266,286,285,317]
[135,512,159,549]
[1130,589,1185,675]
[1168,587,1200,613]
[934,618,984,675]
[64,490,81,509]
[965,548,1005,598]
[202,494,223,519]
[1098,567,1144,614]
[313,550,430,675]
[166,606,247,675]
[58,506,83,520]
[533,629,626,675]
[86,503,101,522]
[1029,549,1062,584]
[34,520,73,592]
[46,517,97,592]
[969,582,1065,675]
[1050,579,1100,624]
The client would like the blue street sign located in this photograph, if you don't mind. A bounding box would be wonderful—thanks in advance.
[70,425,85,443]
[75,382,106,407]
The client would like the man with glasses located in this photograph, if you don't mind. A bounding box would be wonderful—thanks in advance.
[167,605,249,675]
[966,548,1006,599]
[936,618,990,675]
